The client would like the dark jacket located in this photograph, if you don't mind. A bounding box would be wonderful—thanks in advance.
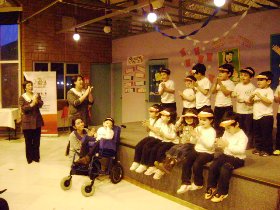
[67,89,93,127]
[19,95,44,130]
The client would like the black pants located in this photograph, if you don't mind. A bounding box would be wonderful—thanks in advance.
[23,128,41,163]
[80,140,99,158]
[275,114,280,150]
[196,105,211,114]
[207,154,244,195]
[253,116,273,153]
[145,141,174,166]
[181,150,214,186]
[237,113,254,149]
[134,136,157,162]
[140,139,162,165]
[214,106,233,137]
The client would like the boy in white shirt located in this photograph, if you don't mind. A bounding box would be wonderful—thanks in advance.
[158,68,176,112]
[211,63,235,137]
[205,112,248,202]
[232,67,256,149]
[274,78,280,155]
[178,75,196,114]
[191,63,211,113]
[249,71,274,157]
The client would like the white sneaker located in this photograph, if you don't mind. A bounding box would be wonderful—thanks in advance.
[176,184,191,194]
[144,166,157,175]
[153,169,165,180]
[188,183,203,191]
[135,164,147,173]
[130,162,140,171]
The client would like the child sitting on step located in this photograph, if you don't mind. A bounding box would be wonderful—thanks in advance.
[205,112,248,202]
[155,108,198,175]
[177,108,216,194]
[130,104,163,171]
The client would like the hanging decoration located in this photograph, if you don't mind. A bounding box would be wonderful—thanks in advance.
[151,8,220,40]
[149,0,279,44]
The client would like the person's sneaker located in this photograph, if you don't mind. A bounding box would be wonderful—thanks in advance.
[144,166,157,175]
[211,193,228,202]
[252,149,260,155]
[259,151,270,157]
[188,183,203,191]
[135,164,147,173]
[273,150,280,156]
[130,162,140,171]
[176,184,191,194]
[153,169,165,180]
[205,188,216,200]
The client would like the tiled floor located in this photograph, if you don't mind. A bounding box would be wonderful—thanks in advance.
[0,134,192,210]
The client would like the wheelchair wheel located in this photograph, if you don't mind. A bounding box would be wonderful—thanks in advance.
[110,162,124,184]
[60,176,72,190]
[81,180,95,197]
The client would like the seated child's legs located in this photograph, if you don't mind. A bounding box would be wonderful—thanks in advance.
[192,152,214,186]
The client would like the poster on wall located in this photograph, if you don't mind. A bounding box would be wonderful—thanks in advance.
[24,72,58,136]
[218,48,240,83]
[271,34,280,89]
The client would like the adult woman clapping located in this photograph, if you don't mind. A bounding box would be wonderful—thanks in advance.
[67,75,94,128]
[19,80,44,164]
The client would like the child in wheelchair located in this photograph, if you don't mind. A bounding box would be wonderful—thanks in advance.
[62,117,123,197]
[74,117,115,165]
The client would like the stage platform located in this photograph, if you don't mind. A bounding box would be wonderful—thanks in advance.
[119,121,280,210]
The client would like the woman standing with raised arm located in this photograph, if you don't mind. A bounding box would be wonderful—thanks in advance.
[67,75,94,128]
[19,80,44,164]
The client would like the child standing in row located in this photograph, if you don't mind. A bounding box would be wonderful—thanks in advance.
[130,104,162,171]
[191,63,212,113]
[177,108,216,194]
[211,63,235,137]
[158,68,176,113]
[205,112,248,202]
[156,109,198,175]
[232,67,255,149]
[249,71,274,157]
[178,76,196,114]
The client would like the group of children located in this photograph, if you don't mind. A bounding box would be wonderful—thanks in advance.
[153,64,279,156]
[129,63,279,202]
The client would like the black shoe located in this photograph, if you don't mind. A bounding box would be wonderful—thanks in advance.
[259,151,270,157]
[252,149,260,155]
[0,189,7,194]
[33,159,40,162]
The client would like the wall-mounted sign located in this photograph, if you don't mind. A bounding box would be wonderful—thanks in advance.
[127,55,144,66]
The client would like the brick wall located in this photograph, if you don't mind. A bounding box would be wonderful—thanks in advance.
[20,0,112,78]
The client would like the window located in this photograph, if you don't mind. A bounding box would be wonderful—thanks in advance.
[0,24,20,108]
[33,62,79,99]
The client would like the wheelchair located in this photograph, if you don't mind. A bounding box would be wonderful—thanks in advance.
[60,125,124,197]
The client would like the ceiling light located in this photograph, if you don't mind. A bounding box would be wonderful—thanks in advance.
[147,4,157,23]
[214,0,226,7]
[104,25,111,33]
[73,29,80,41]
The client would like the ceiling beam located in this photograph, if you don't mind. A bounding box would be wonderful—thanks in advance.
[57,0,161,34]
[0,6,22,12]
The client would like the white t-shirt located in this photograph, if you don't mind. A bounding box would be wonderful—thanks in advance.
[252,87,274,120]
[274,85,280,113]
[182,88,196,108]
[233,82,255,114]
[223,129,248,159]
[195,77,211,109]
[97,127,114,140]
[158,79,175,103]
[215,79,235,107]
[158,123,178,143]
[194,126,216,154]
[149,118,162,138]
